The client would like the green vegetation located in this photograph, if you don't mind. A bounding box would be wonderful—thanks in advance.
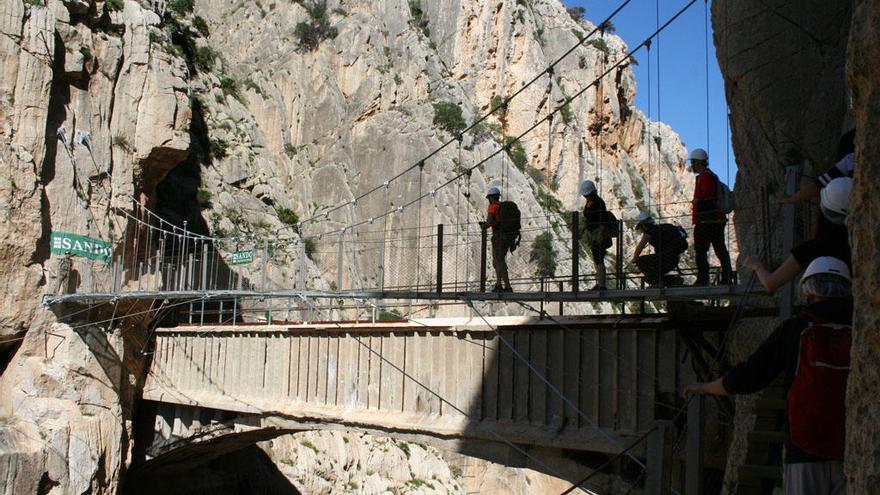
[490,94,508,128]
[79,46,91,60]
[294,0,338,51]
[219,75,243,102]
[587,38,610,55]
[275,206,299,227]
[24,0,43,7]
[378,309,403,321]
[192,16,210,37]
[112,135,132,152]
[300,440,319,453]
[407,479,434,489]
[193,45,217,72]
[579,55,587,69]
[105,0,124,12]
[431,101,466,135]
[408,0,430,38]
[396,441,411,459]
[571,29,585,42]
[331,6,347,16]
[168,0,194,15]
[209,137,229,159]
[601,20,616,33]
[196,187,212,208]
[534,185,563,213]
[503,136,528,171]
[244,78,267,99]
[303,237,317,260]
[566,6,586,22]
[530,232,558,278]
[559,101,573,125]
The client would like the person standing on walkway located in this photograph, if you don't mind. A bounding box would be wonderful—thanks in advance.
[479,186,513,292]
[688,148,732,285]
[580,180,616,291]
[685,256,852,495]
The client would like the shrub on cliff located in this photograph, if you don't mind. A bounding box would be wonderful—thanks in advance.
[295,0,338,51]
[432,101,466,135]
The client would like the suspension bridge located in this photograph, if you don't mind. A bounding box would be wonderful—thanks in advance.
[36,0,803,493]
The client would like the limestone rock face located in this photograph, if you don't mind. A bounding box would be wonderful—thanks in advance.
[844,0,880,489]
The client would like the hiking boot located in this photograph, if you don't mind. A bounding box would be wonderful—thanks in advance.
[499,286,514,293]
[490,283,503,292]
[665,275,685,287]
[589,284,607,291]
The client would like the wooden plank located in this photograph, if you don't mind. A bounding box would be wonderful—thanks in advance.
[316,331,329,405]
[287,334,299,401]
[298,334,311,402]
[563,327,581,431]
[431,331,444,415]
[482,333,499,421]
[546,328,565,430]
[356,334,371,409]
[618,329,637,432]
[368,334,382,410]
[444,331,458,417]
[497,330,515,422]
[459,331,481,419]
[326,332,339,405]
[530,329,548,426]
[339,332,357,408]
[599,329,615,428]
[637,330,657,430]
[513,330,530,423]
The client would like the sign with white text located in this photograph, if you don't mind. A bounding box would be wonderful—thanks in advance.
[231,250,254,265]
[50,231,113,263]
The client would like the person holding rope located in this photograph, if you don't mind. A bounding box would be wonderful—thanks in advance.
[687,148,733,285]
[579,180,617,291]
[685,256,852,495]
[778,130,855,206]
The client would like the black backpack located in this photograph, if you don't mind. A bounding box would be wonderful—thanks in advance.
[657,223,688,254]
[498,201,522,250]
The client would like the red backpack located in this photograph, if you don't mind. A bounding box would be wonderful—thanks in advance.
[787,310,852,460]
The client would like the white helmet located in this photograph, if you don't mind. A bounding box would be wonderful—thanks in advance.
[801,256,851,284]
[685,148,708,172]
[580,180,596,196]
[634,212,654,226]
[820,177,853,220]
[687,148,709,162]
[486,186,501,198]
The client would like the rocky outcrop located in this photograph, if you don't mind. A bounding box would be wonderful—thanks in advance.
[844,0,880,489]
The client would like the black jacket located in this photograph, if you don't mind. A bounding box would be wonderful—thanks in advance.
[721,298,853,463]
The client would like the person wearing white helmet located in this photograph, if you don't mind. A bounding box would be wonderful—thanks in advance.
[685,256,852,494]
[479,186,513,292]
[687,148,732,285]
[778,129,855,205]
[579,179,617,290]
[744,176,853,293]
[629,212,688,287]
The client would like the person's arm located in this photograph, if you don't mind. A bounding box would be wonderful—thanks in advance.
[683,378,728,397]
[631,233,649,263]
[778,181,820,204]
[743,255,802,293]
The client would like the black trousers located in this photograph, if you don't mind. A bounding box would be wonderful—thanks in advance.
[694,221,732,284]
[636,252,681,285]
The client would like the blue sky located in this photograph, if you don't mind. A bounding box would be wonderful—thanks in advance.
[567,0,737,185]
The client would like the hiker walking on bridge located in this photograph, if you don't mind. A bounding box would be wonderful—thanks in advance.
[580,180,617,291]
[688,148,732,285]
[685,256,852,495]
[480,186,518,293]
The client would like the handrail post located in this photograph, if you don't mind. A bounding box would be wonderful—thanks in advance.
[479,228,488,292]
[646,420,673,495]
[571,211,580,293]
[436,223,444,294]
[779,164,799,320]
[617,219,624,289]
[686,396,704,495]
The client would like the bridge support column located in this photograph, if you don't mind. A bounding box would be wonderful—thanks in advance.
[479,228,487,292]
[571,211,579,293]
[646,420,673,495]
[436,223,444,294]
[686,396,703,495]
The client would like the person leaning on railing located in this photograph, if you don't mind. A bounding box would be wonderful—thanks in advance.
[685,256,852,495]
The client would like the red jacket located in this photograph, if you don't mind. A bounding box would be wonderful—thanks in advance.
[486,202,501,231]
[692,170,723,225]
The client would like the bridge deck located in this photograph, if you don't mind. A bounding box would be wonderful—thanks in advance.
[45,283,761,305]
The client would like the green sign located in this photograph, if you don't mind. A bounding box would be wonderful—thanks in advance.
[231,250,254,265]
[50,231,113,263]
